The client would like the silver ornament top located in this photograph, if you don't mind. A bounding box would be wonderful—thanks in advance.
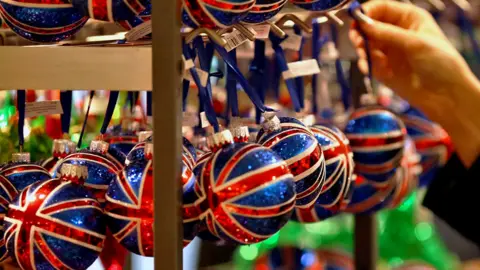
[59,163,88,182]
[52,139,77,157]
[145,143,154,159]
[261,113,281,133]
[90,140,109,154]
[207,130,234,150]
[230,126,249,142]
[12,152,30,163]
[138,131,153,142]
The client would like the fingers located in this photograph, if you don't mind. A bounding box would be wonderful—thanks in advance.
[353,19,414,51]
[361,0,426,28]
[357,50,394,82]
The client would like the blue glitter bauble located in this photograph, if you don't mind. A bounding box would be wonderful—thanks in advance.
[71,0,149,22]
[0,175,18,262]
[182,0,255,29]
[125,135,153,165]
[0,162,51,192]
[194,142,296,244]
[0,0,88,43]
[345,107,406,185]
[58,149,123,205]
[291,0,348,12]
[241,0,287,24]
[103,131,139,164]
[182,163,200,247]
[4,179,106,270]
[257,117,326,209]
[117,1,151,31]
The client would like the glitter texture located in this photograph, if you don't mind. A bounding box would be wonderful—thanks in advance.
[183,0,254,28]
[242,0,286,24]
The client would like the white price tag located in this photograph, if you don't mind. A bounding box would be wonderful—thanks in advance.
[125,20,152,41]
[184,68,209,87]
[224,29,249,52]
[282,59,321,79]
[182,111,199,126]
[25,101,63,118]
[280,34,302,51]
[200,112,210,128]
[182,56,195,71]
[250,24,270,39]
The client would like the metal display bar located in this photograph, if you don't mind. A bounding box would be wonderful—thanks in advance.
[151,0,183,269]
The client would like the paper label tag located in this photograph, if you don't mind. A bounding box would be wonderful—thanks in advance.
[125,20,152,41]
[224,29,249,52]
[200,112,210,128]
[183,58,194,71]
[282,59,321,79]
[183,68,209,87]
[251,24,270,39]
[182,111,199,126]
[25,101,63,118]
[280,34,302,51]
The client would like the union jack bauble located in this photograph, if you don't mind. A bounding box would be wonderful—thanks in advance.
[344,174,396,214]
[41,139,77,176]
[182,0,255,29]
[241,0,287,24]
[103,131,139,164]
[291,124,354,222]
[257,116,325,208]
[70,0,149,22]
[400,110,453,187]
[182,163,200,247]
[0,175,18,262]
[183,137,197,170]
[117,1,151,31]
[0,162,51,192]
[191,142,296,244]
[125,133,153,166]
[290,0,348,11]
[58,141,123,205]
[4,179,106,270]
[105,158,153,256]
[345,107,406,185]
[0,0,88,42]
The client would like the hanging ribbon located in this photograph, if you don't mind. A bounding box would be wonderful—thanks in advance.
[249,39,267,124]
[17,90,26,150]
[456,9,480,65]
[78,91,95,148]
[269,32,302,112]
[331,24,352,110]
[311,22,321,114]
[147,91,152,116]
[293,25,305,109]
[100,91,120,135]
[226,49,240,124]
[60,90,72,135]
[193,37,215,103]
[182,43,197,112]
[213,43,273,113]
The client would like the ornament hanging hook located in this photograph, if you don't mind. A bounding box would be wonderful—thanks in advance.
[275,14,312,34]
[450,0,471,12]
[325,12,344,26]
[234,24,256,41]
[268,22,286,38]
[185,28,227,47]
[427,0,446,11]
[351,9,374,25]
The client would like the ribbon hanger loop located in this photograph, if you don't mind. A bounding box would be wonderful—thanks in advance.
[275,14,312,34]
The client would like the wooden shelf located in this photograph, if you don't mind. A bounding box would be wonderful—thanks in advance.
[0,46,151,91]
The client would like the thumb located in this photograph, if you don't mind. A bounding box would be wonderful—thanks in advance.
[357,20,415,50]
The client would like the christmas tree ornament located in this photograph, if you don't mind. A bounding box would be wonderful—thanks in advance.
[0,0,88,42]
[241,0,287,24]
[57,163,89,184]
[344,174,396,214]
[0,152,51,192]
[182,162,200,247]
[191,130,296,244]
[230,124,250,143]
[291,124,354,222]
[70,0,149,22]
[345,107,406,185]
[41,139,77,176]
[0,174,18,262]
[182,136,197,170]
[117,1,151,30]
[59,140,123,205]
[4,173,106,270]
[102,125,139,165]
[125,131,153,166]
[400,110,453,187]
[182,0,255,29]
[257,114,326,209]
[290,0,348,12]
[105,142,153,256]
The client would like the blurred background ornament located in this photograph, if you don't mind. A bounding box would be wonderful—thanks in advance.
[71,0,149,22]
[182,0,255,29]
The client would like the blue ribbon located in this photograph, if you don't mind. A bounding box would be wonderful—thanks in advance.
[100,91,120,135]
[331,23,352,110]
[226,49,239,122]
[272,58,281,100]
[349,1,373,83]
[60,91,72,134]
[269,32,302,112]
[78,91,95,148]
[249,39,267,124]
[457,9,480,64]
[293,25,305,109]
[193,37,215,103]
[17,90,25,148]
[311,22,321,114]
[147,91,152,116]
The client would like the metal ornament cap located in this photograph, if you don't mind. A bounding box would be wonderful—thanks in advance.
[207,130,234,151]
[138,131,153,142]
[52,139,77,158]
[59,163,88,185]
[261,113,281,133]
[145,143,154,159]
[12,152,30,163]
[90,140,110,154]
[230,126,250,143]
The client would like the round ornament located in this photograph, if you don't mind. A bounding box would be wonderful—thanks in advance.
[290,0,348,12]
[344,174,396,214]
[192,130,296,244]
[344,107,406,185]
[41,139,77,176]
[291,124,354,222]
[117,1,151,30]
[0,0,88,43]
[70,0,149,22]
[183,136,197,170]
[58,140,123,205]
[0,175,18,262]
[102,128,139,164]
[182,162,200,247]
[182,0,255,29]
[241,0,287,24]
[4,178,106,270]
[257,115,326,208]
[1,153,51,192]
[105,143,153,256]
[125,131,153,166]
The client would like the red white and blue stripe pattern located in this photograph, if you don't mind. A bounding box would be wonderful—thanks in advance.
[344,174,396,214]
[117,1,150,30]
[345,107,406,185]
[41,157,63,176]
[291,125,354,222]
[0,175,18,262]
[4,179,106,270]
[0,0,88,42]
[183,137,198,170]
[241,0,287,24]
[191,143,295,244]
[125,135,153,165]
[182,0,255,29]
[182,164,200,247]
[103,132,139,164]
[291,0,348,12]
[70,0,148,22]
[0,162,51,192]
[257,117,325,209]
[58,149,123,204]
[400,110,453,187]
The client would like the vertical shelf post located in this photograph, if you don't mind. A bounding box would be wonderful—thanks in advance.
[152,0,183,269]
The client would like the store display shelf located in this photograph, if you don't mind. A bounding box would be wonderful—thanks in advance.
[0,46,151,91]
